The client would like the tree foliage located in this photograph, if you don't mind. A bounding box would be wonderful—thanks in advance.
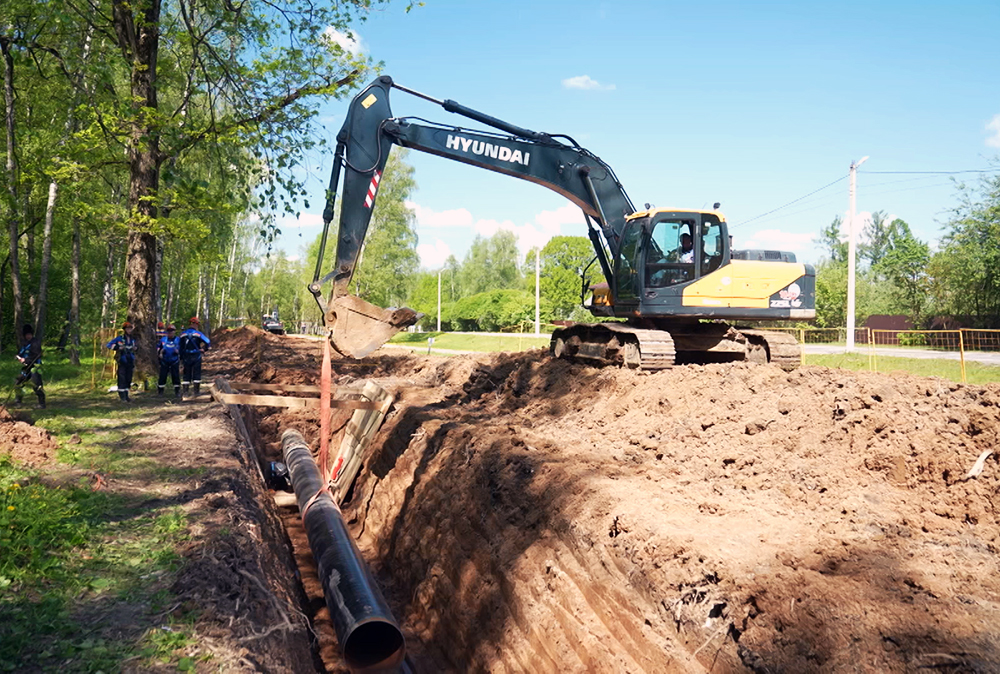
[538,235,593,319]
[932,173,1000,327]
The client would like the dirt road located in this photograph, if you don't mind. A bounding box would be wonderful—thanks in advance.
[208,327,1000,673]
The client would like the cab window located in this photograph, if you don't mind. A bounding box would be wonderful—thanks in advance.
[616,222,642,301]
[702,219,724,273]
[646,218,696,288]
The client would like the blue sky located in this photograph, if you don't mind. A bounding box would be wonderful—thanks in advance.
[272,0,1000,268]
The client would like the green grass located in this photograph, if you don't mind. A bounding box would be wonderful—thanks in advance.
[389,331,552,352]
[0,348,202,671]
[0,457,190,671]
[803,352,1000,385]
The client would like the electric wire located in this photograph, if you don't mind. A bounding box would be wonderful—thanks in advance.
[733,168,992,231]
[859,168,995,175]
[732,174,848,228]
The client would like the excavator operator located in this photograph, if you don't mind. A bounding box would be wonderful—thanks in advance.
[676,233,694,263]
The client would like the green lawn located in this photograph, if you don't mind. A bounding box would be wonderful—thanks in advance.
[391,332,1000,385]
[389,331,552,352]
[802,352,1000,385]
[0,350,201,671]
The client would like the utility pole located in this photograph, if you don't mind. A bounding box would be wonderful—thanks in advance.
[846,156,868,351]
[437,268,442,332]
[534,248,541,336]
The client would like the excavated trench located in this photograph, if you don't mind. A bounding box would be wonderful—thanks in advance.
[208,327,1000,673]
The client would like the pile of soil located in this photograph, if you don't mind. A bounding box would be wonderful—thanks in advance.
[212,340,1000,672]
[0,408,59,466]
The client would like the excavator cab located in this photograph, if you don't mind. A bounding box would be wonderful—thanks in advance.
[640,212,727,289]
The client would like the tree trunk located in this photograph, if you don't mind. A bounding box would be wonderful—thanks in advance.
[114,0,162,373]
[220,232,238,328]
[203,267,213,334]
[164,254,177,322]
[154,238,164,322]
[34,181,57,340]
[196,264,204,322]
[1,36,23,345]
[69,216,81,365]
[100,242,115,327]
[0,257,7,352]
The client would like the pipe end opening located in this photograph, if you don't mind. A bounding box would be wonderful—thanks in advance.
[343,620,405,671]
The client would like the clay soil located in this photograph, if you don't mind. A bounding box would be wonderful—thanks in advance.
[208,327,1000,673]
[0,407,59,466]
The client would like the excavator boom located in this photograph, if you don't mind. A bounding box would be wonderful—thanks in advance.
[310,76,633,357]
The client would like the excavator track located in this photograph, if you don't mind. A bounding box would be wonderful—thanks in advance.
[550,324,676,371]
[740,329,802,370]
[551,324,802,371]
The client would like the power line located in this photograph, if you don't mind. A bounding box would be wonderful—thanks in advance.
[860,168,995,175]
[733,174,848,228]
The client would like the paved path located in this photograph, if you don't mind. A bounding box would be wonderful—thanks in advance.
[803,344,1000,366]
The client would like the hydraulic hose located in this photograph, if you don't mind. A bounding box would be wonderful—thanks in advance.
[281,429,405,671]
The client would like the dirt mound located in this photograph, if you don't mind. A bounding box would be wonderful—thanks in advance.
[337,354,1000,672]
[0,410,59,466]
[237,338,1000,672]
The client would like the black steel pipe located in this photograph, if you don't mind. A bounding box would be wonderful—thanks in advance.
[281,429,405,671]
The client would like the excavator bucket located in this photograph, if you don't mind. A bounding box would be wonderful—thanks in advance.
[327,295,421,359]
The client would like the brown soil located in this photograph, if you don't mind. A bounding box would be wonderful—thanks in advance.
[0,407,59,466]
[209,335,1000,672]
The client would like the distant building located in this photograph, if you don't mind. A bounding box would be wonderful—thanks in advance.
[864,315,914,346]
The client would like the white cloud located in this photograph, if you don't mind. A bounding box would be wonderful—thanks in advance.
[287,255,301,263]
[276,212,324,230]
[741,228,816,252]
[322,27,364,55]
[534,202,585,232]
[417,239,452,268]
[986,114,1000,148]
[406,200,474,228]
[561,75,616,91]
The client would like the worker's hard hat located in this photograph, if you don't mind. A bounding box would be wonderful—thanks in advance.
[157,322,164,329]
[189,316,200,325]
[166,324,176,331]
[123,321,134,329]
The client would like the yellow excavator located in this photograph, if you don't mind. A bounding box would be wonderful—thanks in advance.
[308,76,814,369]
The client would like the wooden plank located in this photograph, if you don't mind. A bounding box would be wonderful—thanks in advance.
[332,380,395,503]
[212,390,381,410]
[227,382,323,394]
[226,382,369,396]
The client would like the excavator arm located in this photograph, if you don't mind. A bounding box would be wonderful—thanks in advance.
[310,75,635,358]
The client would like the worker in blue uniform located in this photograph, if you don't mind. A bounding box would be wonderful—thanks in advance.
[14,324,45,409]
[106,321,138,402]
[157,324,182,398]
[179,317,210,396]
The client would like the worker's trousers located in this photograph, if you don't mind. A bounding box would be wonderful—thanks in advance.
[182,358,203,395]
[15,370,45,408]
[158,361,181,397]
[117,361,134,401]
